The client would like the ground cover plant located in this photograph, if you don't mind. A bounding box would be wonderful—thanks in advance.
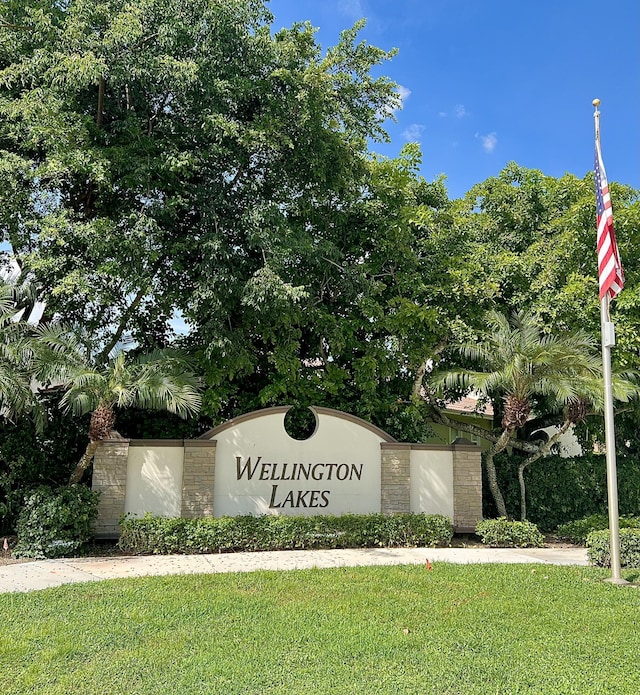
[2,564,639,695]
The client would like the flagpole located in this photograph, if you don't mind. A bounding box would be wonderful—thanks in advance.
[593,98,627,584]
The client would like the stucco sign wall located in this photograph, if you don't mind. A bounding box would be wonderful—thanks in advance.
[92,406,483,538]
[208,407,388,516]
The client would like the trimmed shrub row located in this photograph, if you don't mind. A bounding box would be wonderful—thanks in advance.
[587,528,640,569]
[475,517,545,548]
[556,514,640,546]
[118,513,454,555]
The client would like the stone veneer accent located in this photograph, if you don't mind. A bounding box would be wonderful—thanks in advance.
[181,440,216,518]
[380,443,411,514]
[92,440,130,538]
[451,441,483,531]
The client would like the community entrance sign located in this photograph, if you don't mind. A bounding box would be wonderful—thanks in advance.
[91,406,483,537]
[209,407,388,516]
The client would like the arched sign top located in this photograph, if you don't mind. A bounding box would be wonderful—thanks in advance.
[199,405,397,443]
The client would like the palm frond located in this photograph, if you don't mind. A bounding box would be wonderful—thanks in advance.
[428,308,636,422]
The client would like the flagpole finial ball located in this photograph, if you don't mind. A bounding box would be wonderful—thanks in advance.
[592,98,601,107]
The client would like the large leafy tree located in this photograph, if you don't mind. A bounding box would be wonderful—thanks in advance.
[0,1,398,354]
[2,0,450,435]
[455,164,640,367]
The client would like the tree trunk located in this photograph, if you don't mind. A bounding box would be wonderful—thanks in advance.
[484,449,508,518]
[518,463,528,522]
[484,428,514,518]
[68,439,100,485]
[517,419,573,521]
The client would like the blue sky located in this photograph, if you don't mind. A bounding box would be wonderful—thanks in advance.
[268,0,639,200]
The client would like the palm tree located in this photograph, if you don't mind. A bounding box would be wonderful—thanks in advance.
[63,350,202,484]
[0,280,74,430]
[439,310,634,519]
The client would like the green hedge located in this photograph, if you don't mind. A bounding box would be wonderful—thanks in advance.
[485,452,640,531]
[586,528,640,568]
[556,514,640,545]
[475,517,545,548]
[118,513,453,555]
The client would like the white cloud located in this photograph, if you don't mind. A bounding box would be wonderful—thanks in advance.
[438,105,469,119]
[338,0,365,20]
[402,123,425,141]
[476,132,498,153]
[379,84,410,120]
[397,85,411,108]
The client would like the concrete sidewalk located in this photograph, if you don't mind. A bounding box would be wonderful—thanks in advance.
[0,546,589,593]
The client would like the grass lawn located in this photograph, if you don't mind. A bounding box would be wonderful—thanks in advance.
[2,563,639,694]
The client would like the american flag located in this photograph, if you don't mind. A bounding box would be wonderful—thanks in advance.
[595,141,624,299]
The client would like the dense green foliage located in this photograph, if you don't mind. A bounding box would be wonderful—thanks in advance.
[3,565,640,694]
[118,512,453,554]
[556,513,640,545]
[475,517,544,548]
[486,451,640,531]
[587,528,640,568]
[0,390,89,533]
[13,484,100,558]
[113,407,211,440]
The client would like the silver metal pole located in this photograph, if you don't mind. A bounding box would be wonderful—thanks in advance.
[594,99,627,584]
[600,298,625,583]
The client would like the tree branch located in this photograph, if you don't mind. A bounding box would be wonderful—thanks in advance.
[0,22,28,30]
[147,91,172,136]
[97,76,105,128]
[421,391,540,453]
[96,258,164,365]
[518,417,574,520]
[521,418,573,470]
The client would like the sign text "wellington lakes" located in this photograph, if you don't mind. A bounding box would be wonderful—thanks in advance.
[235,456,364,509]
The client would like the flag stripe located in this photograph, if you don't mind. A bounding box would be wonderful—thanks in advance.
[595,140,624,300]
